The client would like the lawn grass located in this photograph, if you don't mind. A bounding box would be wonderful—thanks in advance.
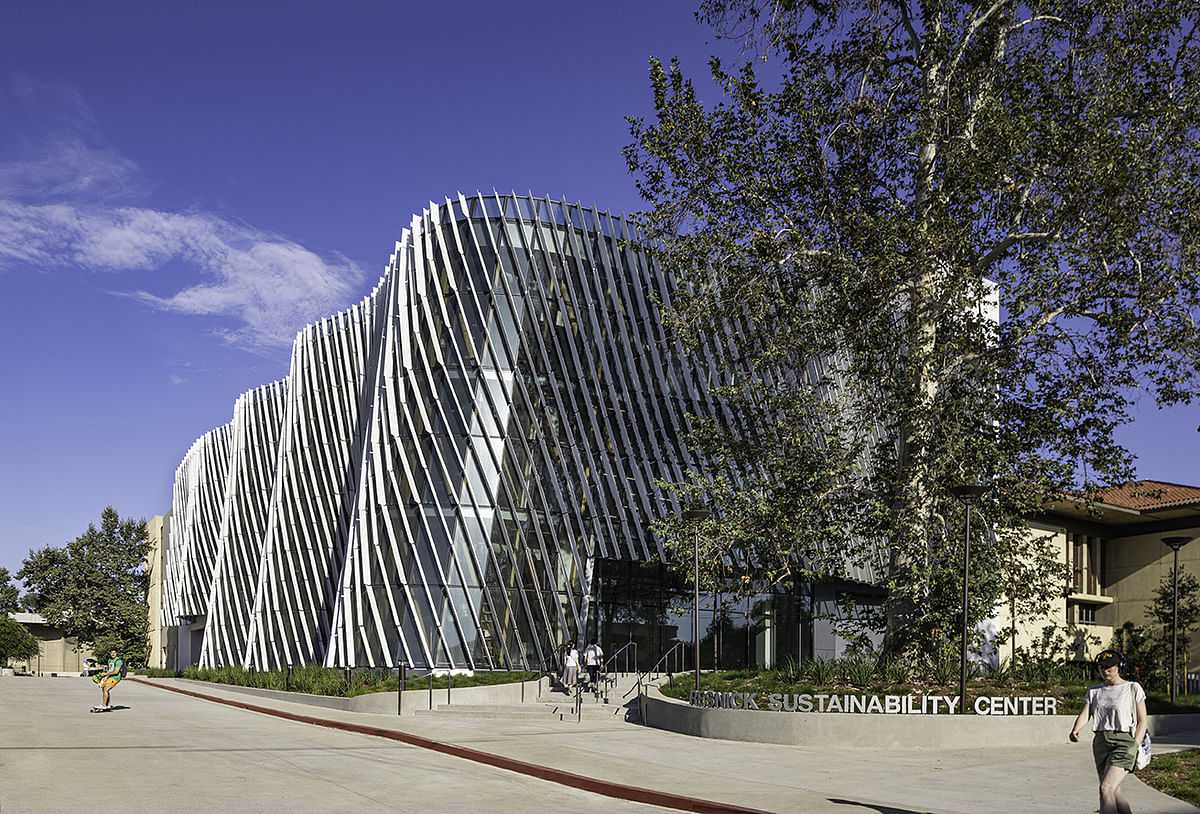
[1140,749,1200,807]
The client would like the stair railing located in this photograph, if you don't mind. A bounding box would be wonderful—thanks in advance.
[597,641,636,705]
[627,641,686,702]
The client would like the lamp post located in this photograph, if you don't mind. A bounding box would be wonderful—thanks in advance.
[950,484,988,714]
[1162,535,1194,705]
[683,507,711,695]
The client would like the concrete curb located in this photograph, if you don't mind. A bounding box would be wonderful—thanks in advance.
[129,677,768,814]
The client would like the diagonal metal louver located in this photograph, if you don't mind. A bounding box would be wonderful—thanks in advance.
[166,193,721,671]
[202,381,287,667]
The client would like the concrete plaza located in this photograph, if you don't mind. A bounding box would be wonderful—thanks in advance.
[3,674,1200,814]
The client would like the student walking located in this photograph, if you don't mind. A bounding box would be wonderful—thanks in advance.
[582,639,603,690]
[561,643,579,692]
[1069,649,1148,814]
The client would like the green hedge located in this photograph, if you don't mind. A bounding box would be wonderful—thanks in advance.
[143,664,542,698]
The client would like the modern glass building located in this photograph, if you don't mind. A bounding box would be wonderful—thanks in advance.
[164,193,761,671]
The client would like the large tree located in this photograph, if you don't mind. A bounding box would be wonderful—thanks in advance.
[18,507,151,661]
[628,0,1200,655]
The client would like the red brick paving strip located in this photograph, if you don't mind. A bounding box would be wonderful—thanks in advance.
[131,677,773,814]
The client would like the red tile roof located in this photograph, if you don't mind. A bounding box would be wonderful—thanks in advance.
[1095,480,1200,511]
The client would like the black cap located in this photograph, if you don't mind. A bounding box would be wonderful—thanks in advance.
[1096,650,1123,668]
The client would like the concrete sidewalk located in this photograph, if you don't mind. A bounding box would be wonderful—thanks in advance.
[127,676,1200,814]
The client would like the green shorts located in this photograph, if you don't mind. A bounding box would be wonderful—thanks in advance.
[1093,730,1137,775]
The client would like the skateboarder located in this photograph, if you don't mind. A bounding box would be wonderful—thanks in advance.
[91,650,123,712]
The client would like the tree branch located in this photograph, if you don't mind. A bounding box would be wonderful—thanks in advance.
[972,229,1058,276]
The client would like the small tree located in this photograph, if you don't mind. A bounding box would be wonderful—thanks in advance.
[1147,569,1200,649]
[1146,568,1200,688]
[1112,621,1166,686]
[0,616,40,667]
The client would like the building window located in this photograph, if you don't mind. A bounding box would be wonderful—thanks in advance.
[1075,604,1097,625]
[1070,533,1105,597]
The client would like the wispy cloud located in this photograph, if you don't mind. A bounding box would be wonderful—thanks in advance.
[0,76,365,350]
[1,201,363,348]
[0,137,141,201]
[0,75,145,203]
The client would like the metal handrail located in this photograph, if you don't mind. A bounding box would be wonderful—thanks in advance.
[590,641,634,705]
[395,666,543,715]
[606,640,637,676]
[626,641,686,700]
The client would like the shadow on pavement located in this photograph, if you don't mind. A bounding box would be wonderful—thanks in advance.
[829,799,938,814]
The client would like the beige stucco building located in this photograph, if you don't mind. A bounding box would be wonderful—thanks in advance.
[146,513,171,669]
[1001,480,1200,666]
[6,612,94,676]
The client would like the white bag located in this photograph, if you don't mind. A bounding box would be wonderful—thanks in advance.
[1135,733,1152,770]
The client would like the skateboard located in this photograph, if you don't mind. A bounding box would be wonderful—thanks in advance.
[90,705,113,713]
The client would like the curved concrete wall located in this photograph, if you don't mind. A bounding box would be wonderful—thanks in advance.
[640,688,1200,749]
[169,674,551,715]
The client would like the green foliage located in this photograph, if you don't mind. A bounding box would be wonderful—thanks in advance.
[927,658,960,687]
[879,657,911,687]
[1017,623,1102,666]
[1108,570,1200,693]
[17,507,151,662]
[774,655,802,683]
[799,656,836,685]
[0,568,20,615]
[837,654,875,688]
[1113,620,1170,687]
[1147,568,1200,657]
[663,654,1096,710]
[0,616,40,665]
[137,667,182,678]
[629,0,1200,656]
[985,659,1013,684]
[176,664,541,698]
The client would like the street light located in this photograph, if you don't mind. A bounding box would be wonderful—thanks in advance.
[683,507,711,695]
[950,484,989,714]
[1162,535,1194,705]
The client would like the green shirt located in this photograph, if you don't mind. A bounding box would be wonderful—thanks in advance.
[106,657,123,679]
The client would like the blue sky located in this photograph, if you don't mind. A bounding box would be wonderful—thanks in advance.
[0,2,1196,578]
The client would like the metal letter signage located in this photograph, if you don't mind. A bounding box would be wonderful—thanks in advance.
[689,691,1059,715]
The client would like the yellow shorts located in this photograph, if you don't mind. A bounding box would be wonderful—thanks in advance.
[101,677,120,690]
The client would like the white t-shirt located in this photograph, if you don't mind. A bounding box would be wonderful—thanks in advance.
[1085,680,1146,733]
[564,648,579,669]
[583,644,603,666]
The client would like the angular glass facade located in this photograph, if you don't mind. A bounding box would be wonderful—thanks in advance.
[164,194,722,671]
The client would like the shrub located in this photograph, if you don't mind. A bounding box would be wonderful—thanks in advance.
[838,655,875,688]
[775,655,802,684]
[800,657,836,685]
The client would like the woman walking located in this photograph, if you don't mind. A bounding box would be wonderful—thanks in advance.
[1070,649,1148,814]
[561,643,579,692]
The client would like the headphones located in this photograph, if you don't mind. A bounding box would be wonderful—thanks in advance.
[1096,649,1127,671]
